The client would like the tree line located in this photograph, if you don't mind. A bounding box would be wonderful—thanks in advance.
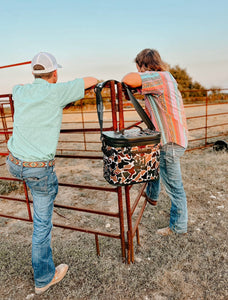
[70,65,227,107]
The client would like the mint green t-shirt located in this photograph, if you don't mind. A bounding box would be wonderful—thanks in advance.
[8,78,84,161]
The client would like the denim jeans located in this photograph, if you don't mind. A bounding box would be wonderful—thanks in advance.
[146,143,188,233]
[6,156,58,288]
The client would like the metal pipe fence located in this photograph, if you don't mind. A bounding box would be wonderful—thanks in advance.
[1,88,227,155]
[0,83,227,263]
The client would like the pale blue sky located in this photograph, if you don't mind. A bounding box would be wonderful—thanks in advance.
[1,0,228,93]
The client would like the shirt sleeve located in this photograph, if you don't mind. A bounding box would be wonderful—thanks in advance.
[54,78,85,107]
[140,72,164,96]
[12,85,22,100]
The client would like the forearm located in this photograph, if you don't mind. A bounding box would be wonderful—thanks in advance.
[83,77,98,89]
[122,72,142,88]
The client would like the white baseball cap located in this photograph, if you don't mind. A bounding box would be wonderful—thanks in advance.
[31,52,62,74]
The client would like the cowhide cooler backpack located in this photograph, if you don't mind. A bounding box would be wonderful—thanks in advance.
[95,81,161,186]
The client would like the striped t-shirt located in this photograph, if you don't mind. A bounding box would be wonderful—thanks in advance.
[140,71,188,148]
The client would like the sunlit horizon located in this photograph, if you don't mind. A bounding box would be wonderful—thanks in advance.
[1,0,228,94]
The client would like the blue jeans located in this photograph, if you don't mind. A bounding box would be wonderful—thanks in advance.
[6,156,58,288]
[146,143,188,233]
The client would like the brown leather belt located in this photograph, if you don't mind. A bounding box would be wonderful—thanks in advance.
[9,153,55,168]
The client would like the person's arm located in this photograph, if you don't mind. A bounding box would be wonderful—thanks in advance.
[56,77,98,107]
[83,77,98,89]
[121,72,142,88]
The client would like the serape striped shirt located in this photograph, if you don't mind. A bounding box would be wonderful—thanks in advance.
[140,71,188,148]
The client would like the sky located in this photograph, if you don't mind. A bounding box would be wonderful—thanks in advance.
[0,0,228,94]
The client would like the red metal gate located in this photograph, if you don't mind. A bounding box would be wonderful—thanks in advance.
[0,81,148,264]
[0,61,228,262]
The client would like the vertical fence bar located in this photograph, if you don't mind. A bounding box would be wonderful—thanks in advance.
[205,90,208,147]
[136,228,140,246]
[117,82,124,130]
[0,104,9,142]
[95,234,100,256]
[110,81,117,131]
[110,81,127,261]
[125,185,134,263]
[79,99,87,151]
[117,186,126,262]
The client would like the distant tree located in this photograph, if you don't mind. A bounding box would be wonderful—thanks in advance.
[208,87,228,103]
[169,65,207,100]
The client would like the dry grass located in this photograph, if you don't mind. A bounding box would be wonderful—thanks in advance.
[0,148,227,300]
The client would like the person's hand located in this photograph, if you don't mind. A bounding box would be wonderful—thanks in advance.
[83,77,98,89]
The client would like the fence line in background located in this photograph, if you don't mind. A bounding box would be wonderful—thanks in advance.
[0,89,228,154]
[0,84,227,263]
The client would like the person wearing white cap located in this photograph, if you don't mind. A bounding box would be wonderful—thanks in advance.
[6,52,98,294]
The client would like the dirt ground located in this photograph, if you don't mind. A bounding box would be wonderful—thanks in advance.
[0,103,227,299]
[0,147,227,300]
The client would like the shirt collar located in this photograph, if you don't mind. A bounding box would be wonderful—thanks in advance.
[33,78,50,84]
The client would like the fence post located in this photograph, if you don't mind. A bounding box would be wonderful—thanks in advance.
[205,90,208,147]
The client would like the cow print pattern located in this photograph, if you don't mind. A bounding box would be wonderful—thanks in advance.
[102,143,160,185]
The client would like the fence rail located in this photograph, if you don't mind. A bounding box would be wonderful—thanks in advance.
[0,88,228,154]
[0,84,227,263]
